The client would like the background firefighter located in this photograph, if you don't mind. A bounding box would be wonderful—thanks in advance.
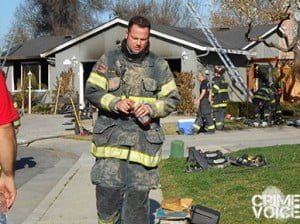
[211,65,229,130]
[192,71,215,134]
[85,16,180,224]
[252,81,275,127]
[270,82,285,124]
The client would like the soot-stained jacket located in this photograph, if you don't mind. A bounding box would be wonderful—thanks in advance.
[85,47,180,168]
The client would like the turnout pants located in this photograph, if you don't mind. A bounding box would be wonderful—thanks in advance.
[96,186,149,224]
[91,157,159,224]
[213,107,226,130]
[193,98,215,132]
[253,99,271,122]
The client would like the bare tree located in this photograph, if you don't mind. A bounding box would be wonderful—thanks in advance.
[211,0,291,27]
[3,0,106,48]
[107,0,191,26]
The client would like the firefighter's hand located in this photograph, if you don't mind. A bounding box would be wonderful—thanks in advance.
[193,99,199,105]
[115,99,134,114]
[133,103,151,118]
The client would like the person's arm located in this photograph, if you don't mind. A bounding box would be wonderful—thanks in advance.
[193,90,201,105]
[0,122,17,211]
[0,71,18,210]
[199,89,207,102]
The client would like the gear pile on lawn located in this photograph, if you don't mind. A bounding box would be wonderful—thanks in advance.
[186,146,268,172]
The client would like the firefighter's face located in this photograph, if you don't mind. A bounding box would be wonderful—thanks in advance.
[197,73,204,81]
[125,24,150,54]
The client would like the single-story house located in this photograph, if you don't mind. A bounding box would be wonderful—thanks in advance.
[2,17,293,109]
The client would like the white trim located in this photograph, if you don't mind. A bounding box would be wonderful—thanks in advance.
[242,25,278,50]
[20,65,23,90]
[40,18,251,57]
[39,64,41,90]
[48,65,51,91]
[11,66,15,91]
[78,63,85,109]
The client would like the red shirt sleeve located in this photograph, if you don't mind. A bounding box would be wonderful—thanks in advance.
[0,72,19,125]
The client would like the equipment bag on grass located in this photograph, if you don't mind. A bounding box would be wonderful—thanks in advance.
[229,154,268,167]
[186,147,228,172]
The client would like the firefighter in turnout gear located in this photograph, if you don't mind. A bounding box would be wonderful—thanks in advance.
[211,66,229,130]
[252,81,275,127]
[85,16,180,224]
[270,82,285,124]
[192,71,215,134]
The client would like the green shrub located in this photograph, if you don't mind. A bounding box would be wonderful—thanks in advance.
[238,102,254,118]
[32,104,53,114]
[226,101,239,117]
[281,102,300,117]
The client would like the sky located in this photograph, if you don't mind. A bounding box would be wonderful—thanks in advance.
[0,0,23,47]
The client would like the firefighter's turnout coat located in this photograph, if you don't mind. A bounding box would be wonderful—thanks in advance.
[85,47,180,169]
[211,76,229,109]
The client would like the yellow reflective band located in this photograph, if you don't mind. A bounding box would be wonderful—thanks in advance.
[218,89,228,93]
[120,95,156,104]
[253,95,270,101]
[98,218,115,224]
[100,93,119,111]
[215,122,223,126]
[193,124,200,130]
[212,103,227,108]
[207,125,215,130]
[87,72,108,90]
[154,100,165,116]
[213,84,220,90]
[98,212,120,224]
[91,144,160,167]
[157,80,177,98]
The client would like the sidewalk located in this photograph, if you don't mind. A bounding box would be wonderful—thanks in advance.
[16,115,300,223]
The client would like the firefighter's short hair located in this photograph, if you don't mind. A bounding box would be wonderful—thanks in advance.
[214,65,225,75]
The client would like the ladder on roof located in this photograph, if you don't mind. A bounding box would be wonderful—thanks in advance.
[186,1,251,99]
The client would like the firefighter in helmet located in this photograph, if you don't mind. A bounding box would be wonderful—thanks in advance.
[211,65,229,130]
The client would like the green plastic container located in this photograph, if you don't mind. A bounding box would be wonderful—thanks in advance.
[170,140,184,158]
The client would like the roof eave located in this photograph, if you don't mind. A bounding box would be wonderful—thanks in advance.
[0,56,42,60]
[40,18,129,58]
[40,17,252,58]
[242,25,277,50]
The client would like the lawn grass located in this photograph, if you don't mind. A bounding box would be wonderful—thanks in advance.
[159,145,300,224]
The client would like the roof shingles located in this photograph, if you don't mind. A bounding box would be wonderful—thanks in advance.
[4,36,71,60]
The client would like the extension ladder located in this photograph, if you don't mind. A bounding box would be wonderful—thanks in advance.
[187,1,251,99]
